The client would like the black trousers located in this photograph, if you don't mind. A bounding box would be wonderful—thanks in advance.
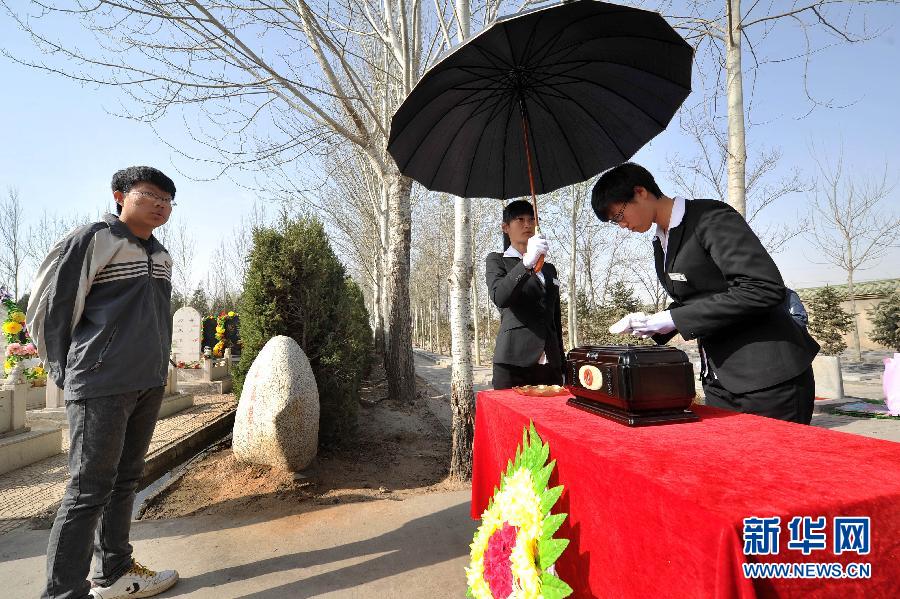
[703,366,815,424]
[492,363,564,390]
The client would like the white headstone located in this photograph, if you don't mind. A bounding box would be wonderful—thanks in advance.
[812,355,845,400]
[171,307,202,363]
[233,336,319,471]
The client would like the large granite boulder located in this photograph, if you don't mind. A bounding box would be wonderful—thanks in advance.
[233,335,319,471]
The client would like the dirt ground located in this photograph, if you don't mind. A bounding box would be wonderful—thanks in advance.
[139,362,468,520]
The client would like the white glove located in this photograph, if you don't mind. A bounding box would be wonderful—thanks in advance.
[522,234,549,269]
[608,312,648,335]
[631,311,676,339]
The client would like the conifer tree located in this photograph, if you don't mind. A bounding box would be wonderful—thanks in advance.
[868,291,900,352]
[807,286,854,356]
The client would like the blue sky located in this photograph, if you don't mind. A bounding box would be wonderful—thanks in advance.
[0,2,898,295]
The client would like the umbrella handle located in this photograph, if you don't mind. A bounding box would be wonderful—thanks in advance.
[533,225,545,274]
[520,101,544,274]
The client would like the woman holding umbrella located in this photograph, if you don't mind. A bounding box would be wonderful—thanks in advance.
[486,200,566,390]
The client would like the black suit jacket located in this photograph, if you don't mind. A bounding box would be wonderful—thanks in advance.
[485,253,566,371]
[654,199,820,394]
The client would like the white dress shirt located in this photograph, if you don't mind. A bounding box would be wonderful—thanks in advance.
[655,196,687,262]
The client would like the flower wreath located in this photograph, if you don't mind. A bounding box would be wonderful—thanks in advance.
[205,310,240,357]
[466,423,572,599]
[2,287,43,381]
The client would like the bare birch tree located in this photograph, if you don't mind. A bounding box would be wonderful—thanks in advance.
[1,0,447,405]
[159,218,198,301]
[0,187,25,299]
[22,209,95,298]
[446,0,476,481]
[666,106,806,254]
[666,0,895,216]
[805,149,898,361]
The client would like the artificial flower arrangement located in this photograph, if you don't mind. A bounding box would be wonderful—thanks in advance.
[205,310,240,357]
[466,423,573,599]
[2,287,45,383]
[175,360,202,369]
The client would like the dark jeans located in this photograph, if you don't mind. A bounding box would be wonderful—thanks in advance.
[43,387,165,599]
[492,363,564,390]
[703,367,815,424]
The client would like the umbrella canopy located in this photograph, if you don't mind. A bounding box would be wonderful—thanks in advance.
[387,0,693,200]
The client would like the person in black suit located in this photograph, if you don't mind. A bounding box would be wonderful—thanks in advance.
[592,163,820,424]
[486,200,566,390]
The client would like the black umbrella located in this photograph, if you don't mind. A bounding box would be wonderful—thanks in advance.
[388,0,692,216]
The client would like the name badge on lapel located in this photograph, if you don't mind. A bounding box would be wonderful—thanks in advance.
[669,272,687,282]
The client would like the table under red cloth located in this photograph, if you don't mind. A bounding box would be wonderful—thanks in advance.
[471,390,900,599]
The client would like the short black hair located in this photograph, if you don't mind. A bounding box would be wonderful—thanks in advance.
[591,162,663,222]
[502,199,535,223]
[111,166,176,215]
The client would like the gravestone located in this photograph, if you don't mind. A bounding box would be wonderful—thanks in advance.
[171,307,202,363]
[233,336,319,471]
[812,355,844,400]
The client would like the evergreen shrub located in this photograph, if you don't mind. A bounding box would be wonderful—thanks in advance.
[234,218,373,445]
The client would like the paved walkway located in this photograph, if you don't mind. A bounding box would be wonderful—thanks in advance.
[0,394,236,537]
[1,489,475,598]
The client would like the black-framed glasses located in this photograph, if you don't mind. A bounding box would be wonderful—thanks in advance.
[131,189,177,207]
[609,202,627,224]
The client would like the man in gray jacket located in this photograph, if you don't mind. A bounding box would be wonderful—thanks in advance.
[27,166,179,599]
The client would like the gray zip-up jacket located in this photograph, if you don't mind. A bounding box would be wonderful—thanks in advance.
[26,213,173,400]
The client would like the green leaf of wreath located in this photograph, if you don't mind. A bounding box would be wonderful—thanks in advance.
[540,485,565,517]
[540,572,574,599]
[538,537,570,571]
[538,439,550,468]
[532,460,556,495]
[541,512,568,541]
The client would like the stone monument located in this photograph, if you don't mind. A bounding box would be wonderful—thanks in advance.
[171,306,202,363]
[233,336,319,471]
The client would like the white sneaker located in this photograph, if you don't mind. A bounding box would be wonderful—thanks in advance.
[90,560,179,598]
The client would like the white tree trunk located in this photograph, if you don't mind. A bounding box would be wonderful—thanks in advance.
[472,281,481,366]
[373,218,386,355]
[847,268,862,361]
[569,204,578,349]
[430,298,436,352]
[448,0,474,480]
[450,194,474,479]
[377,184,390,355]
[726,0,747,217]
[384,170,416,405]
[471,216,481,366]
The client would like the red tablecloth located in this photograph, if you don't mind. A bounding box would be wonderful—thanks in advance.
[471,390,900,598]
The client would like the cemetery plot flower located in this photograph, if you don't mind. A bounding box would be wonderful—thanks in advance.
[466,423,572,599]
[3,293,28,341]
[3,295,42,373]
[5,342,37,357]
[2,321,23,335]
[208,310,239,357]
